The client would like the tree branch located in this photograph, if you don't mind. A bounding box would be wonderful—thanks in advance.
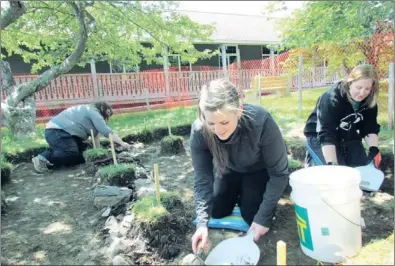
[107,2,170,48]
[0,1,27,30]
[6,1,95,106]
[84,9,96,31]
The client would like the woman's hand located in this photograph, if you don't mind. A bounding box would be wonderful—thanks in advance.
[367,146,381,168]
[109,133,131,149]
[191,226,209,254]
[248,222,269,242]
[120,141,132,149]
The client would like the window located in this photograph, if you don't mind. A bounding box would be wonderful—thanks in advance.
[226,46,237,54]
[219,45,238,67]
[262,46,271,60]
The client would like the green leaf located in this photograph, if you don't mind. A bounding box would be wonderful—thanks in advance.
[2,1,217,74]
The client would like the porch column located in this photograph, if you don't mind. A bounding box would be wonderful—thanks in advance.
[221,44,227,78]
[236,47,241,69]
[270,48,275,75]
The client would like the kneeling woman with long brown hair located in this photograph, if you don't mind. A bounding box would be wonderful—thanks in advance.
[190,79,289,254]
[32,102,131,173]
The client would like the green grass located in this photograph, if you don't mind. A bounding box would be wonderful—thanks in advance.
[343,233,394,265]
[1,88,393,155]
[131,192,180,224]
[1,126,47,156]
[97,163,136,178]
[288,158,302,170]
[1,154,12,169]
[109,105,198,136]
[82,148,110,162]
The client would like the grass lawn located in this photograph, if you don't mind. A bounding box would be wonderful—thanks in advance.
[1,87,393,155]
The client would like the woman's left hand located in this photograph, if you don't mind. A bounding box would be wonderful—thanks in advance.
[367,146,381,168]
[248,222,270,242]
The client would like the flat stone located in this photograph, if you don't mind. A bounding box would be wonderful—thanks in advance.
[106,237,121,258]
[101,206,111,217]
[93,185,122,197]
[119,214,134,236]
[112,254,132,265]
[180,254,205,265]
[104,216,119,238]
[94,189,132,208]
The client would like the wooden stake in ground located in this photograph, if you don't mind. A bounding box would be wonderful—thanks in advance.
[277,240,286,265]
[167,120,172,136]
[109,134,118,164]
[90,129,96,148]
[154,163,161,204]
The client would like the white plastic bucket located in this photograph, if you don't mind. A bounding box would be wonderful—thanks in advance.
[289,165,363,263]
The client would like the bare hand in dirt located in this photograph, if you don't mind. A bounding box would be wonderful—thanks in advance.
[120,141,132,149]
[192,226,209,254]
[248,222,269,242]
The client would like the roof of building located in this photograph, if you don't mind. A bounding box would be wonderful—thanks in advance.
[179,10,282,45]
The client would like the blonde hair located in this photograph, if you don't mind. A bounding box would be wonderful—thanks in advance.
[197,79,242,175]
[340,64,379,108]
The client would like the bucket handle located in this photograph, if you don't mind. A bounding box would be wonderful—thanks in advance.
[321,197,362,227]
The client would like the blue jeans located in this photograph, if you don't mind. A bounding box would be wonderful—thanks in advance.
[305,136,367,167]
[40,129,87,168]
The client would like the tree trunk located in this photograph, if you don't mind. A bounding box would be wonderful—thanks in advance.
[2,95,36,137]
[1,59,36,136]
[1,1,94,137]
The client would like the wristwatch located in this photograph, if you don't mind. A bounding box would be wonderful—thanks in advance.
[327,162,339,165]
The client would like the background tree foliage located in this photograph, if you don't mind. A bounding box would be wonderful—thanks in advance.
[269,1,394,72]
[0,1,216,136]
[1,1,215,73]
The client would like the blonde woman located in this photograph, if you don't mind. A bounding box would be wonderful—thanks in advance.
[189,79,289,254]
[304,64,381,168]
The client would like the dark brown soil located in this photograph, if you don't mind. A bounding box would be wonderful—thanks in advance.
[129,195,192,263]
[1,164,107,265]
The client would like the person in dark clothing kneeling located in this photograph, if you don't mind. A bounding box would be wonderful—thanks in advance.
[189,79,289,254]
[303,64,382,168]
[32,102,131,173]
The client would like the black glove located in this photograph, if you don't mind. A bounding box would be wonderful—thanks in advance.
[367,146,381,167]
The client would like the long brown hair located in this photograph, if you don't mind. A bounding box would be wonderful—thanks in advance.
[94,101,113,121]
[339,64,379,108]
[198,79,243,175]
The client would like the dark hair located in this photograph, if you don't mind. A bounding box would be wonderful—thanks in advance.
[94,101,113,121]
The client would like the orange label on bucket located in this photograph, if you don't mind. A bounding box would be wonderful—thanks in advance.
[295,204,314,251]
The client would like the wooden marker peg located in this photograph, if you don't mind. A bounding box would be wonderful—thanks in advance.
[109,134,117,164]
[277,240,286,265]
[90,129,96,148]
[154,163,160,204]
